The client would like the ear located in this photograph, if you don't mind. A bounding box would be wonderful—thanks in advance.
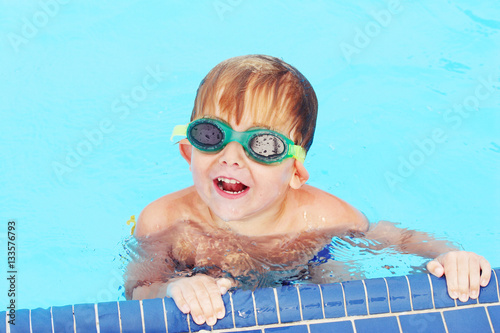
[289,160,309,189]
[178,138,192,166]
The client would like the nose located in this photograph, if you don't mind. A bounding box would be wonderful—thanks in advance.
[218,141,246,167]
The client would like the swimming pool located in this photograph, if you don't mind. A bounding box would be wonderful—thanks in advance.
[1,0,498,318]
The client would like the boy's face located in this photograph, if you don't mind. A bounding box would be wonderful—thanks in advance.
[184,111,302,225]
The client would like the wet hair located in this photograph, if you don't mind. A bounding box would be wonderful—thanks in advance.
[191,55,318,152]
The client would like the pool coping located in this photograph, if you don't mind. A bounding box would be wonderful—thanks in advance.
[2,268,500,332]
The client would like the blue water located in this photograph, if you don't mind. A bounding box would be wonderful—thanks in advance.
[1,0,499,310]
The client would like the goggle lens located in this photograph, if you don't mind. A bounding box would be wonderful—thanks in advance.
[249,134,286,158]
[190,123,223,148]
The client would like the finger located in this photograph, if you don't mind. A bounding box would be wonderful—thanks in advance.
[427,259,444,277]
[186,279,213,325]
[203,279,226,323]
[456,253,470,302]
[468,255,481,299]
[479,257,492,287]
[443,252,459,299]
[166,283,190,314]
[216,278,233,294]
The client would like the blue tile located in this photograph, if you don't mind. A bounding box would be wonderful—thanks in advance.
[254,287,279,325]
[0,311,6,333]
[97,302,120,333]
[74,303,97,333]
[429,274,455,309]
[443,307,492,333]
[298,284,323,320]
[31,307,53,333]
[9,309,30,333]
[265,325,308,333]
[488,305,500,332]
[479,270,499,304]
[142,298,166,332]
[385,276,412,312]
[276,285,301,323]
[52,305,74,332]
[164,297,189,333]
[355,316,399,333]
[310,321,354,333]
[407,274,433,310]
[226,331,261,333]
[118,300,143,332]
[320,283,345,318]
[212,293,234,330]
[342,280,367,316]
[364,278,390,314]
[189,316,212,332]
[399,312,446,333]
[231,289,256,328]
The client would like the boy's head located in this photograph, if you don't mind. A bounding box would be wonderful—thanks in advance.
[191,55,318,152]
[176,55,316,224]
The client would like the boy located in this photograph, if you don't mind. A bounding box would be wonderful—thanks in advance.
[125,55,491,326]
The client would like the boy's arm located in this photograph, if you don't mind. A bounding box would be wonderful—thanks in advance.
[364,221,491,302]
[125,195,232,326]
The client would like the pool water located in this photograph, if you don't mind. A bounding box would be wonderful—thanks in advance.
[0,0,498,310]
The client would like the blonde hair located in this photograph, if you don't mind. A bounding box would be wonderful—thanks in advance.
[191,55,318,151]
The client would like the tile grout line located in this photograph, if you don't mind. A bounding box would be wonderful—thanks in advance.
[350,318,357,333]
[296,285,304,321]
[382,278,392,314]
[186,313,192,333]
[273,288,281,324]
[317,284,326,319]
[441,308,450,333]
[29,309,32,333]
[161,298,168,333]
[228,291,236,329]
[94,303,100,333]
[484,305,495,332]
[339,282,347,317]
[117,301,123,333]
[72,305,76,333]
[493,269,499,302]
[251,290,259,326]
[426,274,436,309]
[404,275,414,311]
[139,300,146,333]
[361,279,369,315]
[50,306,54,333]
[395,315,403,333]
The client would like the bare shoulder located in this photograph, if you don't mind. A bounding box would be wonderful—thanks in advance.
[134,186,204,237]
[292,185,369,233]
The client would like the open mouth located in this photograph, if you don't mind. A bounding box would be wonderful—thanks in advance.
[215,177,249,194]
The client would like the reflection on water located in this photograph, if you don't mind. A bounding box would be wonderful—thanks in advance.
[121,220,438,297]
[309,236,429,284]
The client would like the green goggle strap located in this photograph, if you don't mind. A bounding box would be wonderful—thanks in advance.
[170,122,306,163]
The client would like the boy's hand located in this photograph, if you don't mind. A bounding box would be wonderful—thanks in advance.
[166,274,232,326]
[427,251,491,302]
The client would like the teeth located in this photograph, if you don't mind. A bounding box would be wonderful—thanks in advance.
[223,189,245,194]
[217,177,240,184]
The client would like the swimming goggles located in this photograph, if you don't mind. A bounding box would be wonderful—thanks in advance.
[171,118,306,164]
